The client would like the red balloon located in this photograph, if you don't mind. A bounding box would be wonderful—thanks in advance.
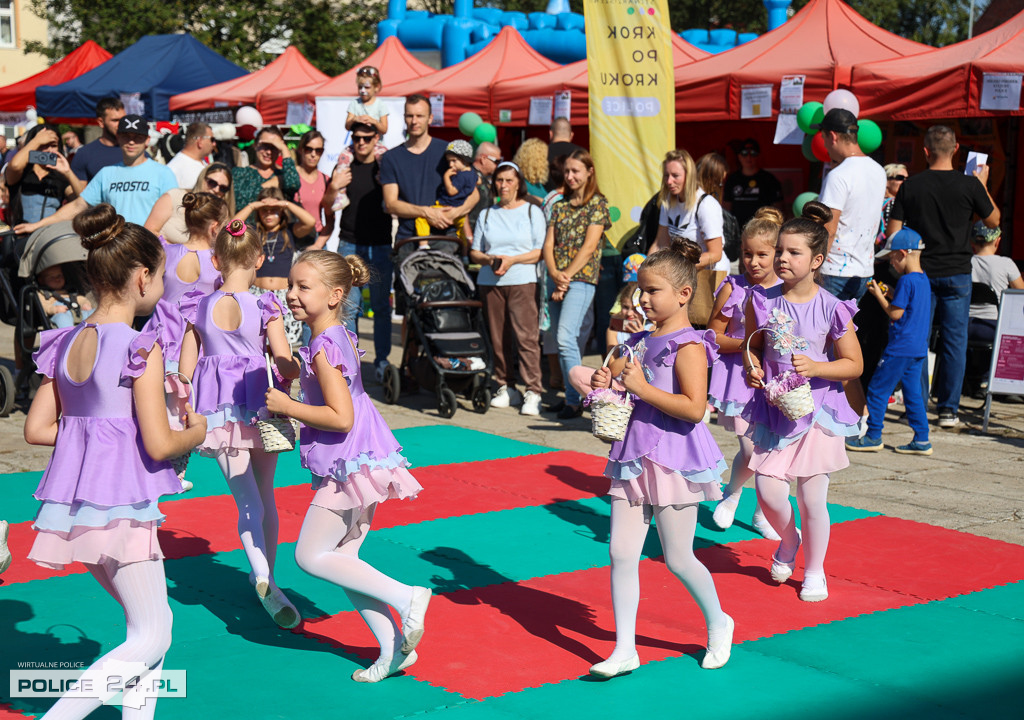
[811,132,830,163]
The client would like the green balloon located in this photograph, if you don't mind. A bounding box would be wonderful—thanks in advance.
[797,102,824,135]
[793,191,819,218]
[458,112,483,137]
[801,134,817,163]
[858,118,883,154]
[472,122,497,145]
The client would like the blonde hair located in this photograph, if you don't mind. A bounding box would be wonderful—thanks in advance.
[295,250,370,313]
[214,219,263,272]
[658,149,699,212]
[883,163,907,179]
[743,206,784,248]
[513,138,549,186]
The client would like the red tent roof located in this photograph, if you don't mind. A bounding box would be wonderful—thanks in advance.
[169,46,329,124]
[674,0,930,121]
[492,34,708,126]
[385,27,560,125]
[852,10,1024,119]
[0,40,112,114]
[271,36,436,108]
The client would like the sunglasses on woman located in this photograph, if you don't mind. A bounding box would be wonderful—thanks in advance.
[889,175,908,182]
[206,178,230,193]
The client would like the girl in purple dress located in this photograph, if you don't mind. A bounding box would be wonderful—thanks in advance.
[743,202,863,603]
[708,207,784,539]
[584,240,733,679]
[178,219,301,628]
[265,250,428,684]
[24,204,207,719]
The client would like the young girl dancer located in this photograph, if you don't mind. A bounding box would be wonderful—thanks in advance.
[178,219,301,627]
[582,240,733,678]
[24,204,206,719]
[708,207,783,539]
[743,202,863,602]
[265,250,429,684]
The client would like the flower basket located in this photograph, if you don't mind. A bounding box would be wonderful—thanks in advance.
[258,353,297,453]
[745,328,814,421]
[584,345,635,442]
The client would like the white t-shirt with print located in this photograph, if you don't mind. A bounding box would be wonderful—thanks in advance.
[819,155,886,278]
[658,189,730,272]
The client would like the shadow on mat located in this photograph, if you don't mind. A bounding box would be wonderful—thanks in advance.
[543,464,607,496]
[420,546,692,664]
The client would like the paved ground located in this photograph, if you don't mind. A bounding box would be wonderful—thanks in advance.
[2,320,1021,547]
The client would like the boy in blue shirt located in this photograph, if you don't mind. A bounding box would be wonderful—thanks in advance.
[848,228,933,455]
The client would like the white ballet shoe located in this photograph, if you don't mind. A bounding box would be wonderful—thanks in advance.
[256,579,301,629]
[799,574,829,602]
[712,496,740,529]
[751,511,782,541]
[351,651,418,683]
[179,478,193,492]
[400,586,431,654]
[589,652,640,678]
[701,614,734,669]
[0,520,11,575]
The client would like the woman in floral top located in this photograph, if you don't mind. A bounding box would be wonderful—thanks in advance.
[232,126,300,211]
[543,149,611,419]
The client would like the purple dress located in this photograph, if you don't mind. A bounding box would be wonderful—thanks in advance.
[180,288,283,456]
[29,323,181,570]
[299,325,421,521]
[605,327,726,514]
[144,239,220,371]
[742,285,860,479]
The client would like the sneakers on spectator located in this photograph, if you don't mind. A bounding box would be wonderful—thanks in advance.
[374,359,389,384]
[846,436,883,452]
[520,390,542,416]
[937,410,959,428]
[491,385,522,408]
[895,441,933,455]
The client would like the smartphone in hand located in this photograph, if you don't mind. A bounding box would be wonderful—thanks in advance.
[28,151,59,166]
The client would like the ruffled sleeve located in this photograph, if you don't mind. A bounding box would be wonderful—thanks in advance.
[300,326,362,379]
[828,298,859,341]
[718,275,747,320]
[32,327,77,378]
[669,328,720,367]
[178,287,205,326]
[257,291,285,330]
[748,284,769,326]
[121,326,162,384]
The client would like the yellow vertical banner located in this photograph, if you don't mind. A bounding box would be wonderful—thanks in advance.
[585,0,675,247]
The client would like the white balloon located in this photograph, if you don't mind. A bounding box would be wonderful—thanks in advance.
[823,89,859,117]
[235,106,263,127]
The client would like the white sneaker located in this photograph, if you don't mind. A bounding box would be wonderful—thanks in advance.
[520,390,542,416]
[490,385,522,408]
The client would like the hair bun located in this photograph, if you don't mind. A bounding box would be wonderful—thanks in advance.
[345,255,371,288]
[801,200,833,226]
[73,204,125,250]
[669,238,702,265]
[226,219,247,237]
[181,192,198,211]
[752,206,784,226]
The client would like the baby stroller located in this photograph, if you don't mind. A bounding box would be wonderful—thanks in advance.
[0,222,90,408]
[381,236,493,418]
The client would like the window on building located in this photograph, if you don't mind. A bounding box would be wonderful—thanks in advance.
[0,0,14,48]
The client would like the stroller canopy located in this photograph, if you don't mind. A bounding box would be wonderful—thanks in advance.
[18,222,87,279]
[397,250,476,299]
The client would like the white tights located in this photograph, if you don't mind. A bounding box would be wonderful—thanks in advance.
[216,449,280,582]
[755,473,830,576]
[722,436,756,497]
[605,499,728,662]
[43,559,172,720]
[294,505,414,658]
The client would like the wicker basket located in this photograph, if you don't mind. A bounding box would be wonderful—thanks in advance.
[165,372,194,479]
[258,353,296,453]
[587,345,635,443]
[744,329,814,421]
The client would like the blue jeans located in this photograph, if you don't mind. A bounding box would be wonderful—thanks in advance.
[926,273,971,413]
[866,354,929,443]
[547,279,596,407]
[819,274,869,302]
[338,241,394,365]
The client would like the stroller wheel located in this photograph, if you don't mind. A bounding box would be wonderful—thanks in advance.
[0,365,13,417]
[472,387,491,414]
[382,365,401,405]
[437,387,457,419]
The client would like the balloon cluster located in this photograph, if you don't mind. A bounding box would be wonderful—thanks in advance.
[458,112,497,145]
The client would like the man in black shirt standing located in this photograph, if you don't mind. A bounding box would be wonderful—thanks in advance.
[722,138,783,229]
[888,125,1000,428]
[545,117,584,191]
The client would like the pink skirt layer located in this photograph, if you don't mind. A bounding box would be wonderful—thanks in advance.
[198,421,261,457]
[29,519,163,570]
[312,466,423,513]
[748,423,849,480]
[719,412,751,436]
[608,457,723,508]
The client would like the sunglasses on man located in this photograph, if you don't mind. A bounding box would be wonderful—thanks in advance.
[352,134,376,144]
[739,149,759,157]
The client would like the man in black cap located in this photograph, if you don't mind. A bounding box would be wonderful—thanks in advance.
[722,137,783,229]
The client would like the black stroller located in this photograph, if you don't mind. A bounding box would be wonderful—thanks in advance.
[380,236,494,418]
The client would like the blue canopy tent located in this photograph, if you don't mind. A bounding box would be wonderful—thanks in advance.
[35,34,247,121]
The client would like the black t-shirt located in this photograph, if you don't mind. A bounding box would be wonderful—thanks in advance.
[70,139,124,182]
[339,158,392,247]
[379,137,448,239]
[723,169,783,228]
[545,140,585,191]
[890,169,995,278]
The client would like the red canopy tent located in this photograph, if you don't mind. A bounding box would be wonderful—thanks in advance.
[169,46,329,124]
[673,0,930,121]
[851,10,1024,119]
[0,40,111,115]
[269,36,435,108]
[492,34,709,126]
[385,26,560,126]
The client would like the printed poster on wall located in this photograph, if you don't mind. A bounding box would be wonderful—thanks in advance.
[740,85,773,119]
[429,93,445,126]
[554,90,572,122]
[980,73,1022,111]
[529,96,554,126]
[585,0,674,247]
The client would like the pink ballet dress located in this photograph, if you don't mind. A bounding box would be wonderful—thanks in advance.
[144,238,220,371]
[741,284,860,480]
[180,288,283,456]
[28,323,182,570]
[605,327,726,517]
[299,325,421,524]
